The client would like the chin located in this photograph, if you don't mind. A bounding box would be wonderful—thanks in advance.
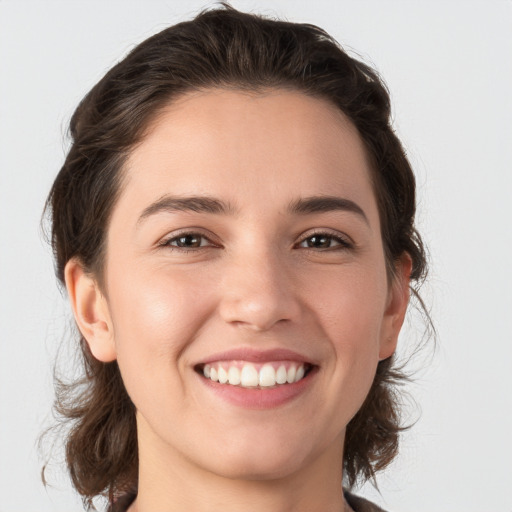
[212,453,305,482]
[199,432,314,481]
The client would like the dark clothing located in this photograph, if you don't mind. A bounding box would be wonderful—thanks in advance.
[345,491,388,512]
[109,493,135,512]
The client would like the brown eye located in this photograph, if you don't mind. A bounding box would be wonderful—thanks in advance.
[305,235,332,249]
[174,234,202,247]
[165,233,212,249]
[298,233,351,250]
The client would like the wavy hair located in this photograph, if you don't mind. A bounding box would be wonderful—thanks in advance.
[44,3,429,507]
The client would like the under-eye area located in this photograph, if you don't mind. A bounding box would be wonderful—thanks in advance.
[195,361,316,388]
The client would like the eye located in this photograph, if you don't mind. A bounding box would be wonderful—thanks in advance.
[297,232,352,250]
[161,232,216,250]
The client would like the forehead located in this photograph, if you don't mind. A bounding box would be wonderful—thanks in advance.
[119,88,377,222]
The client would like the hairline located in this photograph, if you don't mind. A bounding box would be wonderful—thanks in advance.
[89,84,397,293]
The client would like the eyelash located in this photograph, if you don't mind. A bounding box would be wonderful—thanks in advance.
[296,230,353,250]
[159,231,217,252]
[159,230,353,252]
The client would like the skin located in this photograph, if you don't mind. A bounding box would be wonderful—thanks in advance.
[65,89,411,512]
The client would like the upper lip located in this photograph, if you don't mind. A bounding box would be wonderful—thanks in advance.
[196,348,315,366]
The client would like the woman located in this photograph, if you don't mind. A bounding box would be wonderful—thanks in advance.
[45,5,427,511]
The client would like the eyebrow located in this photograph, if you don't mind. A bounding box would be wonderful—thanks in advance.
[137,195,236,225]
[287,195,369,224]
[137,194,368,225]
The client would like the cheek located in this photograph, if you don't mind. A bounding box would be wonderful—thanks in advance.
[304,260,388,397]
[305,263,388,345]
[106,264,215,378]
[105,264,221,426]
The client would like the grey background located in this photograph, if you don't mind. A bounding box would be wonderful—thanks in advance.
[1,1,511,511]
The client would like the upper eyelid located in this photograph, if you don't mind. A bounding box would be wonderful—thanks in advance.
[160,228,217,242]
[159,228,353,249]
[296,228,354,245]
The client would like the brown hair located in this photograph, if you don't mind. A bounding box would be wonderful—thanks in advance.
[45,3,428,506]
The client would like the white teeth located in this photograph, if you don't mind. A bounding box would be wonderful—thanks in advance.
[240,364,259,387]
[228,366,241,385]
[203,362,309,388]
[276,365,287,384]
[218,366,228,384]
[286,365,296,384]
[259,364,276,387]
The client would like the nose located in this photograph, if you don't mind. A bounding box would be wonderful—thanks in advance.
[218,249,302,332]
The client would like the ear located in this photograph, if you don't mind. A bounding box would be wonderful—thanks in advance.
[379,253,412,361]
[64,258,117,362]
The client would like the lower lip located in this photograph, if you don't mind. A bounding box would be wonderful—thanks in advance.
[197,368,317,409]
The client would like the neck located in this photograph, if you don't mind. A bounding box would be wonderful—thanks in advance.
[131,419,347,512]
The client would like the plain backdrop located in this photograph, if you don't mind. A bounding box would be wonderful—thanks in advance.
[1,1,511,511]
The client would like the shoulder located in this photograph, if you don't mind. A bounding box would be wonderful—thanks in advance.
[345,491,388,512]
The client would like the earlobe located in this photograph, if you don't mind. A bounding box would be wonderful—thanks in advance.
[379,253,413,361]
[64,259,117,363]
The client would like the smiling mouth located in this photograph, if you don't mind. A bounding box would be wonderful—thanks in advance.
[196,361,314,389]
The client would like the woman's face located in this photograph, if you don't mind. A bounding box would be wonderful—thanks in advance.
[72,88,409,481]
